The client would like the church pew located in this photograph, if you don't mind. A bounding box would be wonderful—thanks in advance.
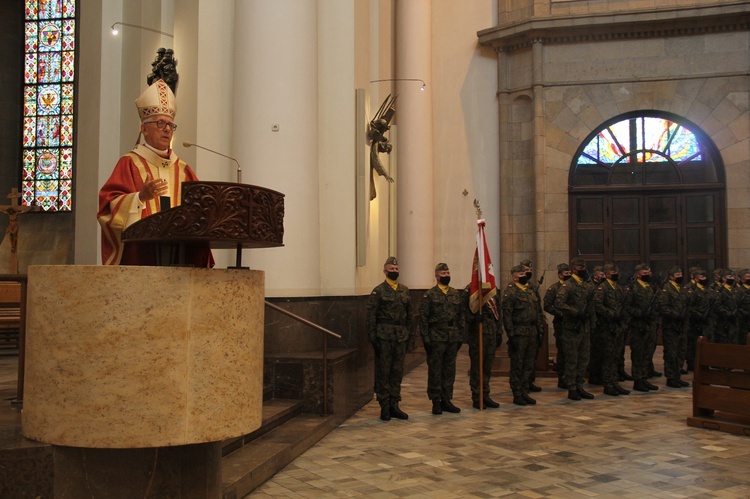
[687,334,750,436]
[0,282,20,352]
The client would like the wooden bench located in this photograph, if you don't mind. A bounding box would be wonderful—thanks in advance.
[0,281,21,352]
[687,334,750,436]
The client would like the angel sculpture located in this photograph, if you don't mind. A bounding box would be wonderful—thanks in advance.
[368,94,398,200]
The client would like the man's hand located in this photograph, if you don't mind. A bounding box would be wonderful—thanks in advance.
[140,175,168,201]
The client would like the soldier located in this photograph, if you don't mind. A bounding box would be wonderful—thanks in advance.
[544,263,571,389]
[626,264,660,392]
[588,265,606,385]
[419,263,465,415]
[501,265,545,406]
[593,263,631,396]
[684,269,711,369]
[366,257,412,421]
[465,283,501,409]
[554,258,596,401]
[659,266,689,388]
[735,269,750,345]
[711,269,739,344]
[520,259,543,393]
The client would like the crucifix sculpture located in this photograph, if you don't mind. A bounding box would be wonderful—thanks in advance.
[0,188,39,273]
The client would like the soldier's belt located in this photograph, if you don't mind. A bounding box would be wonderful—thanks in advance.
[378,319,404,326]
[429,321,456,328]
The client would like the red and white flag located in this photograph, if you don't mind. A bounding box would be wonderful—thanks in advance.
[469,219,498,315]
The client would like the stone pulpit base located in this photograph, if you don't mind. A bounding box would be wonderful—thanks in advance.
[21,266,265,497]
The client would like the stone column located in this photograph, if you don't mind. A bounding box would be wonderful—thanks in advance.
[395,0,434,288]
[232,0,320,295]
[532,38,547,275]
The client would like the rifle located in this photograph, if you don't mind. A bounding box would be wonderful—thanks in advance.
[538,270,546,287]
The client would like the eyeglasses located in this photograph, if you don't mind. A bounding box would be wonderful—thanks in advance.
[144,119,177,131]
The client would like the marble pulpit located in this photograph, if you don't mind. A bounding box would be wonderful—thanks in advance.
[21,265,265,496]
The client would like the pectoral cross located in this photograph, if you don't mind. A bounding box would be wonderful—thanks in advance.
[0,188,39,273]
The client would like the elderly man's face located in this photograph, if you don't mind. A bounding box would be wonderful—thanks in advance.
[141,116,175,150]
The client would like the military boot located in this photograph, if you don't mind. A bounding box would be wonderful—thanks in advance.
[441,399,461,413]
[431,399,442,415]
[522,393,537,405]
[603,385,620,396]
[483,396,500,408]
[390,404,408,420]
[633,379,650,392]
[614,383,631,395]
[529,382,542,392]
[380,406,391,421]
[513,394,527,406]
[679,379,690,387]
[578,388,595,399]
[644,380,659,390]
[666,378,682,388]
[567,389,581,401]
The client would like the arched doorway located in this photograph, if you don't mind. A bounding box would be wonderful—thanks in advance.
[569,111,726,279]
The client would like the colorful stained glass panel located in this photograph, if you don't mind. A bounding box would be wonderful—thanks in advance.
[22,0,75,211]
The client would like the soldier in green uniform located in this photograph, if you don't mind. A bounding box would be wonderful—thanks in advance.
[626,264,660,392]
[711,269,739,344]
[735,269,750,345]
[684,268,711,370]
[501,265,544,406]
[520,259,543,393]
[419,263,465,415]
[593,263,631,396]
[588,265,606,386]
[465,284,501,409]
[658,266,689,388]
[555,258,596,401]
[544,263,571,389]
[366,257,412,421]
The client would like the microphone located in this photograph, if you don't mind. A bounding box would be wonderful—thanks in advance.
[183,141,242,184]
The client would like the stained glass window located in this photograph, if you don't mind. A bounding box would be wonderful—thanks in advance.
[573,114,712,187]
[22,0,76,211]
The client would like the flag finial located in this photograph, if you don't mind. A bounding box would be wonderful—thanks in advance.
[473,198,482,219]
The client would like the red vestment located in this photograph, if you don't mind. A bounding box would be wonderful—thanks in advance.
[98,144,212,267]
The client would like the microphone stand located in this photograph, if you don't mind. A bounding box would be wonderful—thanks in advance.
[183,141,242,184]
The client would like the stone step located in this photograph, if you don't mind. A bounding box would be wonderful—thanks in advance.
[221,413,337,499]
[221,398,303,457]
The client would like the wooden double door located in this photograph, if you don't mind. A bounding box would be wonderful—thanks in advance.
[570,190,725,279]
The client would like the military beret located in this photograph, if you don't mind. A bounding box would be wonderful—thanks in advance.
[692,268,706,277]
[738,268,750,277]
[520,259,532,268]
[384,256,398,266]
[570,257,586,268]
[668,265,682,276]
[713,268,724,276]
[557,263,570,272]
[634,263,650,272]
[593,265,604,272]
[511,265,525,274]
[603,263,618,272]
[435,262,449,272]
[720,268,734,278]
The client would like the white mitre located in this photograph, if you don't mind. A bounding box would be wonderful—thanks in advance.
[135,79,176,122]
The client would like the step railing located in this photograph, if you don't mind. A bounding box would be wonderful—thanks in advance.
[264,301,342,415]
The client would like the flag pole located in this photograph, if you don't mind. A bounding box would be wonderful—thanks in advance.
[474,199,484,410]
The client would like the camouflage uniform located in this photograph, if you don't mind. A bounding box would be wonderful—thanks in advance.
[711,280,738,344]
[684,276,711,369]
[658,277,688,384]
[554,275,594,392]
[502,279,544,398]
[733,275,750,345]
[626,278,659,383]
[419,284,465,402]
[593,276,627,392]
[543,279,565,384]
[466,294,501,405]
[366,279,412,411]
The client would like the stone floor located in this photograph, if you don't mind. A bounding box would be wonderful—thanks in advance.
[250,347,750,498]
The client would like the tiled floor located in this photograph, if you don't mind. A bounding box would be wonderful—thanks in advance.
[250,348,750,498]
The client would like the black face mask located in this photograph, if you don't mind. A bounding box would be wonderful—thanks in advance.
[439,276,451,286]
[518,276,529,285]
[698,278,708,286]
[744,280,750,286]
[576,269,588,280]
[386,271,399,281]
[725,278,736,286]
[525,271,532,279]
[640,275,651,283]
[562,274,572,281]
[610,274,619,282]
[674,277,683,284]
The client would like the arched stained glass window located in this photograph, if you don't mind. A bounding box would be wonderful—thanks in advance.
[22,0,76,212]
[571,113,720,188]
